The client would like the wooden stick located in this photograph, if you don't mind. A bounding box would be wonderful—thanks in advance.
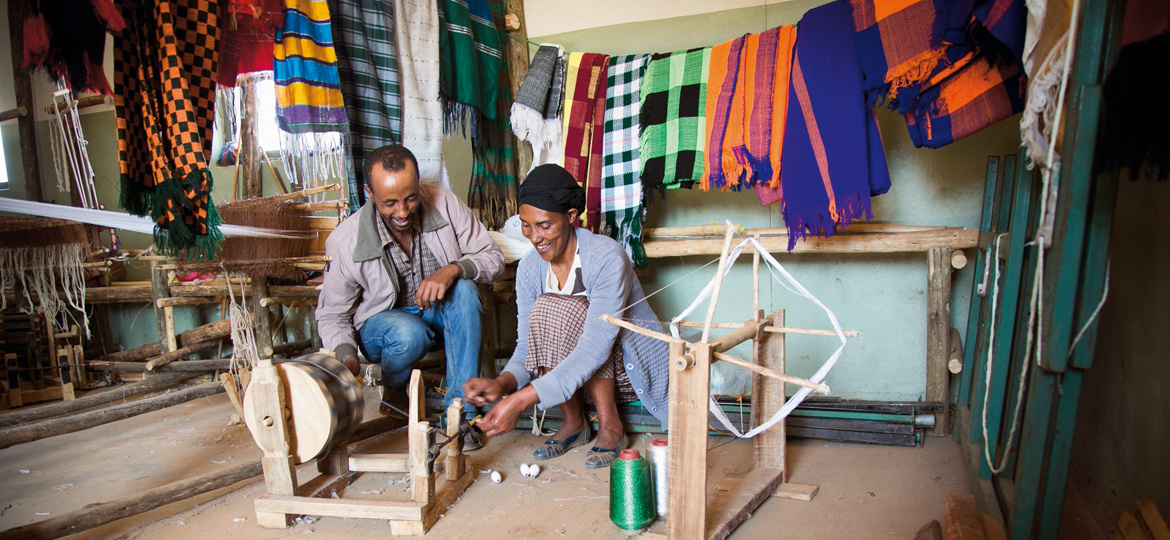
[709,318,770,354]
[598,314,685,344]
[711,350,829,395]
[0,381,224,450]
[89,360,231,373]
[156,296,220,308]
[752,234,760,320]
[0,105,27,122]
[96,317,241,363]
[154,256,329,271]
[703,222,739,343]
[0,373,195,425]
[41,95,105,114]
[643,228,981,257]
[676,319,859,337]
[643,223,948,239]
[266,183,341,203]
[145,340,222,371]
[296,201,346,213]
[258,147,288,195]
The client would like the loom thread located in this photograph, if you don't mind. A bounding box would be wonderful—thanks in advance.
[648,439,669,517]
[610,449,655,533]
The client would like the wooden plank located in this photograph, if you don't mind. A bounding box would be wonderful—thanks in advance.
[926,246,952,436]
[705,467,785,540]
[946,493,988,540]
[0,373,194,424]
[149,262,172,354]
[773,483,818,501]
[347,454,410,473]
[667,341,710,540]
[0,381,224,450]
[753,310,786,471]
[414,459,475,533]
[145,339,221,371]
[446,398,464,481]
[255,495,424,521]
[644,223,950,238]
[1117,511,1151,540]
[1137,499,1170,540]
[643,228,980,257]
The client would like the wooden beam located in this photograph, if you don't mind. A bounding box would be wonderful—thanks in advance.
[667,340,710,539]
[643,228,980,257]
[266,183,341,203]
[42,95,106,114]
[709,317,769,354]
[255,496,424,521]
[705,467,785,540]
[347,454,410,473]
[676,319,859,337]
[753,309,786,470]
[0,105,28,122]
[0,373,195,424]
[644,223,949,239]
[240,75,263,198]
[926,246,952,436]
[710,351,827,395]
[504,0,533,178]
[0,381,224,450]
[144,339,222,371]
[8,0,43,202]
[95,317,240,363]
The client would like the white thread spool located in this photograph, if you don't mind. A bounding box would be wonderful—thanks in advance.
[648,438,669,517]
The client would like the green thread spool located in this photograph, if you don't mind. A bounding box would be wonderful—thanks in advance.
[610,448,655,532]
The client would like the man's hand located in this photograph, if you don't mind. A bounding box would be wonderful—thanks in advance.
[415,264,462,310]
[342,355,360,376]
[476,386,539,438]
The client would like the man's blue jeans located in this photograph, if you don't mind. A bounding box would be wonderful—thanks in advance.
[358,279,481,413]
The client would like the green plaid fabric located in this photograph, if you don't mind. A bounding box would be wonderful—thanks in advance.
[329,0,401,211]
[639,47,710,193]
[602,54,650,267]
[462,0,517,230]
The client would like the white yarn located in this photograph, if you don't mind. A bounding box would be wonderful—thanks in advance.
[667,230,847,439]
[0,244,89,336]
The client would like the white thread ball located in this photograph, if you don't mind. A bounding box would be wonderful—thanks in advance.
[491,470,502,484]
[527,464,540,478]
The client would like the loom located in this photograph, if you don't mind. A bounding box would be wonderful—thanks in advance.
[0,216,101,335]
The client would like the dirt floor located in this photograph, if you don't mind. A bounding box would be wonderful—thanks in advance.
[0,385,973,539]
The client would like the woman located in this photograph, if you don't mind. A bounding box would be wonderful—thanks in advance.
[463,164,669,468]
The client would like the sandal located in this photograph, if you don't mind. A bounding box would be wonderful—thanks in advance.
[585,433,629,469]
[533,418,593,461]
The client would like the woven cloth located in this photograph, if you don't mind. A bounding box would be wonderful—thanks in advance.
[393,0,449,188]
[114,0,223,259]
[778,0,890,249]
[639,47,710,194]
[274,0,348,134]
[524,294,636,405]
[437,0,502,144]
[459,0,517,230]
[217,0,282,86]
[562,53,611,232]
[511,45,566,159]
[601,54,650,267]
[701,34,749,191]
[330,0,401,210]
[23,0,125,96]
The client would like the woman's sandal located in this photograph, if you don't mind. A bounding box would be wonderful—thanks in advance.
[533,418,593,460]
[585,433,629,469]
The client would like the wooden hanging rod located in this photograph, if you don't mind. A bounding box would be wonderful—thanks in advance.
[43,95,108,114]
[0,106,28,122]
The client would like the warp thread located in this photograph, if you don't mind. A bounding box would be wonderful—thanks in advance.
[610,449,654,532]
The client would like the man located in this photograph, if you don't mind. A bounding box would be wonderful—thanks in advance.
[316,144,504,448]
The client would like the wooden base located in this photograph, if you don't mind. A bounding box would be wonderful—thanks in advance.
[254,455,473,535]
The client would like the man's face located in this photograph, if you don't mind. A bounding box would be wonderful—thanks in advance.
[365,162,421,235]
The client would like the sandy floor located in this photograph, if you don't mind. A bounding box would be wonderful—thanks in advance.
[0,388,971,539]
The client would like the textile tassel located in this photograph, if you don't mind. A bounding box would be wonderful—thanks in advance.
[90,0,126,32]
[0,245,90,337]
[610,449,655,532]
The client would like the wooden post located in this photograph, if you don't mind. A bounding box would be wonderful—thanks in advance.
[668,340,710,540]
[702,223,739,343]
[504,0,533,178]
[446,398,465,482]
[926,246,952,436]
[753,309,785,474]
[55,349,76,401]
[407,369,433,504]
[240,75,263,198]
[252,277,274,357]
[752,234,761,320]
[8,0,43,202]
[250,360,297,528]
[149,262,174,354]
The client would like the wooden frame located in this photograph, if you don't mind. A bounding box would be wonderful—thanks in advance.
[246,364,471,535]
[602,224,840,539]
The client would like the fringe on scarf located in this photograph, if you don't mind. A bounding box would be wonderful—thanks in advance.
[279,131,350,202]
[782,192,873,251]
[0,244,90,337]
[1020,32,1068,168]
[441,95,496,147]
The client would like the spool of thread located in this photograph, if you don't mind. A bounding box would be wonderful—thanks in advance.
[610,449,655,533]
[648,438,669,517]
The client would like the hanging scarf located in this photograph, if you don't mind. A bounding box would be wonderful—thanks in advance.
[456,0,517,230]
[274,0,351,200]
[701,34,749,191]
[392,0,449,189]
[779,0,890,250]
[23,0,125,96]
[330,0,402,211]
[437,0,502,144]
[639,47,710,195]
[601,54,651,267]
[561,53,610,232]
[511,45,565,163]
[217,0,281,86]
[115,0,223,259]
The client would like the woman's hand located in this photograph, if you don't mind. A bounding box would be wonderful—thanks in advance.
[477,386,539,438]
[462,372,519,407]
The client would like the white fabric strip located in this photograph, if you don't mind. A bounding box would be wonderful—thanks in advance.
[0,198,304,239]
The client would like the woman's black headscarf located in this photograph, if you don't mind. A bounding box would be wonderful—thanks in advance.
[518,164,585,215]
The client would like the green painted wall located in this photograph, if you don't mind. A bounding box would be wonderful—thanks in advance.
[533,0,1023,400]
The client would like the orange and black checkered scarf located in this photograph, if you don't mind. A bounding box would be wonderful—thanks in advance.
[114,0,223,259]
